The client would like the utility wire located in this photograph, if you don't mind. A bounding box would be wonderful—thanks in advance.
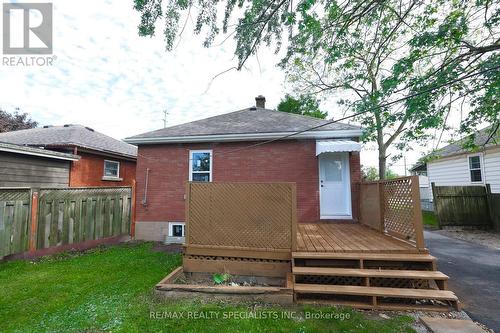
[136,65,500,161]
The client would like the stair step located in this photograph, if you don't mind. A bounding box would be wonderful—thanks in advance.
[292,252,436,262]
[292,267,448,280]
[294,284,457,301]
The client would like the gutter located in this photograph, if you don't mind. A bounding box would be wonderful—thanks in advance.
[125,129,363,145]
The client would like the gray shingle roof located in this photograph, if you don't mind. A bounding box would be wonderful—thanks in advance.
[0,125,137,158]
[0,142,79,161]
[126,107,362,141]
[431,125,499,158]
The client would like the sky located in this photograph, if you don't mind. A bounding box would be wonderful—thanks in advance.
[0,0,461,174]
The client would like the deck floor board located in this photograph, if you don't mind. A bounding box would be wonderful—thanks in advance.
[296,223,419,253]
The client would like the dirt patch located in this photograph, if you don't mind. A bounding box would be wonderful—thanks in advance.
[435,229,500,250]
[362,310,494,333]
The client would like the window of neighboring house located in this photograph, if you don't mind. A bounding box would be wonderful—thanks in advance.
[103,160,120,179]
[189,150,212,182]
[468,155,483,183]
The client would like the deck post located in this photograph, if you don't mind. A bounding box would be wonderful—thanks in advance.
[29,190,39,252]
[378,181,385,232]
[291,184,297,252]
[411,176,425,250]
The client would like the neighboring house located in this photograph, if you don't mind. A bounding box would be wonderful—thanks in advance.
[417,126,500,194]
[409,163,432,202]
[126,96,363,242]
[0,124,137,187]
[0,142,79,188]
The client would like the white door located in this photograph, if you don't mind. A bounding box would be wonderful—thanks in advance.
[319,153,352,219]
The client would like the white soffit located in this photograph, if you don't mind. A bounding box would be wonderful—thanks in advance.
[316,140,362,156]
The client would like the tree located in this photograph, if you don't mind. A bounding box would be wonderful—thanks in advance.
[0,108,38,133]
[134,0,499,178]
[362,165,399,181]
[277,94,327,119]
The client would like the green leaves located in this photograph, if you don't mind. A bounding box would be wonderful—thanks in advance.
[277,94,328,119]
[213,273,232,285]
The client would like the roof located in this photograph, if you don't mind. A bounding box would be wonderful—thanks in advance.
[0,125,137,159]
[430,125,499,159]
[0,141,79,161]
[126,107,362,144]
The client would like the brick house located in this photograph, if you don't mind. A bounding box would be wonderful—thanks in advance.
[126,96,363,242]
[0,124,136,187]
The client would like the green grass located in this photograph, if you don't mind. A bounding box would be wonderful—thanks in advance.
[0,242,416,333]
[422,210,439,227]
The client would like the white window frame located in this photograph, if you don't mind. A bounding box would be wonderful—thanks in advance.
[168,222,185,237]
[189,150,212,182]
[468,153,484,184]
[103,160,120,179]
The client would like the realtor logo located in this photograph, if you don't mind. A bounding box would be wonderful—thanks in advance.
[2,3,53,54]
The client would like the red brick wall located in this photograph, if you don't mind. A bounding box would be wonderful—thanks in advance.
[135,140,361,224]
[69,152,136,187]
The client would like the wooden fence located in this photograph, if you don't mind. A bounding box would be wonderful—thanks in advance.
[0,187,132,258]
[0,189,31,257]
[360,176,425,250]
[185,182,297,260]
[432,184,493,229]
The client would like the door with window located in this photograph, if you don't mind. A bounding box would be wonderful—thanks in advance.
[318,153,352,219]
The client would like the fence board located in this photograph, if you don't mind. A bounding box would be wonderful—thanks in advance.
[432,184,491,228]
[0,186,132,258]
[0,189,31,257]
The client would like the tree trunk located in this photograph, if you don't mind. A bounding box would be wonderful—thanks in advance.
[378,146,386,180]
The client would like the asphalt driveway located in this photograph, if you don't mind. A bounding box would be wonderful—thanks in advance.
[425,231,500,332]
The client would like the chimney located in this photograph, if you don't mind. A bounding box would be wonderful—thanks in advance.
[255,95,266,108]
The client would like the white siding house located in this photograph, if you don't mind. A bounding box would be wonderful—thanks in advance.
[426,126,500,194]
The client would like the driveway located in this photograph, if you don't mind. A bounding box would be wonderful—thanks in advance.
[425,231,500,332]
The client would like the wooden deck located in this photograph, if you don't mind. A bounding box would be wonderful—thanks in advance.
[296,223,421,253]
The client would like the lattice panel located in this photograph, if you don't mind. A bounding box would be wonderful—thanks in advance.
[187,182,295,251]
[296,275,364,286]
[382,177,416,242]
[371,278,430,289]
[39,187,131,201]
[184,255,289,264]
[0,189,30,202]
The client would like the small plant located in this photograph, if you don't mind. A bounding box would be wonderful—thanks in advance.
[212,272,232,285]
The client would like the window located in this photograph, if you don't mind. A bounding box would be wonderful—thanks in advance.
[189,150,212,182]
[468,155,483,182]
[103,160,120,178]
[168,222,185,237]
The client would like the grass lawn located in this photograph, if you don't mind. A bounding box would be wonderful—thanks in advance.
[0,242,416,333]
[422,210,439,228]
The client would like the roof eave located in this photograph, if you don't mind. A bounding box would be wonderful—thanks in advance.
[125,129,363,145]
[0,146,80,161]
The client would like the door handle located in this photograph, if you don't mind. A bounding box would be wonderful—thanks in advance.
[321,185,324,187]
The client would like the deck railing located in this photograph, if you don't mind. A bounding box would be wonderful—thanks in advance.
[184,182,297,260]
[360,176,425,250]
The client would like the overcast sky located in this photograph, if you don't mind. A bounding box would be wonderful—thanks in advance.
[0,0,462,174]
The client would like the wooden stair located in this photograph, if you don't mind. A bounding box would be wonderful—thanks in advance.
[291,252,458,311]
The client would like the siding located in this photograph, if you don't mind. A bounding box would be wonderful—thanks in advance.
[428,149,500,194]
[484,150,500,193]
[0,152,70,187]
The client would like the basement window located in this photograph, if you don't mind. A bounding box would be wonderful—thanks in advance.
[169,222,185,237]
[103,160,121,180]
[189,150,212,182]
[468,155,483,183]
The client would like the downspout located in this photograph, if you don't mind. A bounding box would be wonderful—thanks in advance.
[141,168,150,206]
